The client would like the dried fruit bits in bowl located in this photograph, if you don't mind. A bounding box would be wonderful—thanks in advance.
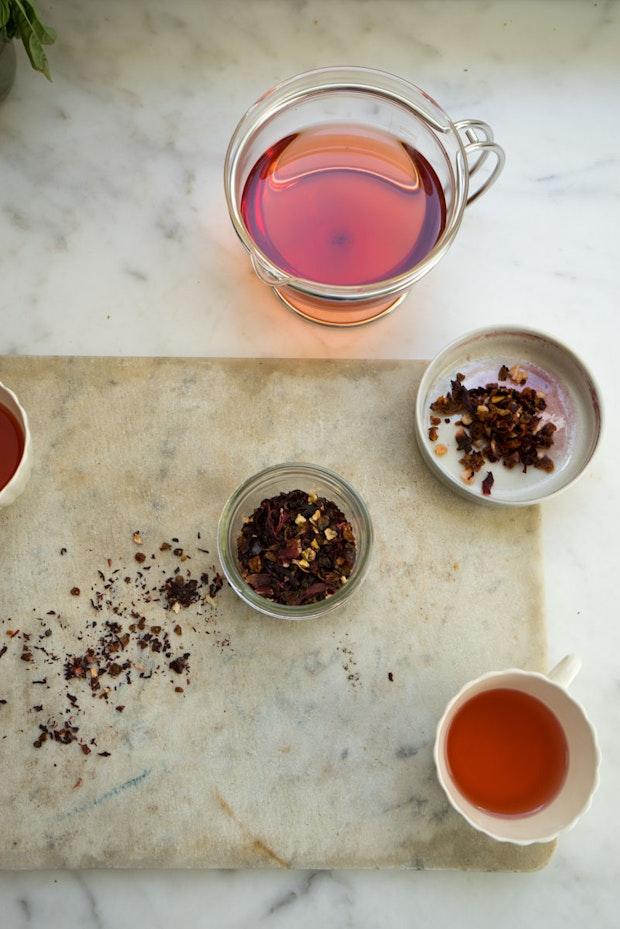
[217,464,373,620]
[415,326,602,507]
[237,489,356,605]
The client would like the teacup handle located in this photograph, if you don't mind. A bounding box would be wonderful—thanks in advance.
[547,654,582,689]
[454,119,506,206]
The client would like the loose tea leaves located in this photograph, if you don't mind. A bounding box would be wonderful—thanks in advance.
[237,490,356,605]
[160,575,201,610]
[429,367,557,495]
[2,530,228,760]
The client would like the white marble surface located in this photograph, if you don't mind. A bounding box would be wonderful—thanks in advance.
[0,0,618,926]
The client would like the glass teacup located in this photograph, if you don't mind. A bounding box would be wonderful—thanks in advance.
[224,66,505,327]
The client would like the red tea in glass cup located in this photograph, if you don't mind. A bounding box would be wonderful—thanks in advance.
[240,125,447,287]
[225,67,505,326]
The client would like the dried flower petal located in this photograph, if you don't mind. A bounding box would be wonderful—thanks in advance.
[509,364,528,385]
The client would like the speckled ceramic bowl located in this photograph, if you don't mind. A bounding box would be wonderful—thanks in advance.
[0,381,32,508]
[415,326,603,507]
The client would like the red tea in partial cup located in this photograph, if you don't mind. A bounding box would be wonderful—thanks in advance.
[0,400,24,491]
[0,381,31,508]
[434,656,600,844]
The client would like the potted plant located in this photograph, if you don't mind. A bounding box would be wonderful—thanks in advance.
[0,0,55,100]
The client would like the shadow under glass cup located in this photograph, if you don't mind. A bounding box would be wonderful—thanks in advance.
[224,66,505,327]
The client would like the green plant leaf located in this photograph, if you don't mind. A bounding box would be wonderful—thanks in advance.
[21,0,55,44]
[0,0,11,30]
[26,28,51,79]
[12,0,54,78]
[2,3,18,39]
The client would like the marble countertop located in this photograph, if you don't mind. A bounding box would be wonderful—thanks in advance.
[0,0,617,926]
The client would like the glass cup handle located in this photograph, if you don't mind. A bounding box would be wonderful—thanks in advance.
[454,119,506,206]
[250,253,289,287]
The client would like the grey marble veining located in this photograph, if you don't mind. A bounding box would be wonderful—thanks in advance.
[0,0,619,927]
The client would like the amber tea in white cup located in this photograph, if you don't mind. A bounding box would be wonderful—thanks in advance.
[434,656,600,844]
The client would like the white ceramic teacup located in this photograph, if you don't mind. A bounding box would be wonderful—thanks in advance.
[0,380,32,508]
[434,655,600,844]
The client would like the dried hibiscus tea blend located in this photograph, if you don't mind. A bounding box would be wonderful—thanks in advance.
[236,489,356,605]
[0,528,229,759]
[429,365,557,496]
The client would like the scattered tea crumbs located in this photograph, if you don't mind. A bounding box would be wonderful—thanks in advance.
[7,529,228,759]
[33,720,90,754]
[161,575,200,610]
[169,654,190,674]
[209,574,224,599]
[236,489,356,606]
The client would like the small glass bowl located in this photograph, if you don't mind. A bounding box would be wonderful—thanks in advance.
[217,463,373,620]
